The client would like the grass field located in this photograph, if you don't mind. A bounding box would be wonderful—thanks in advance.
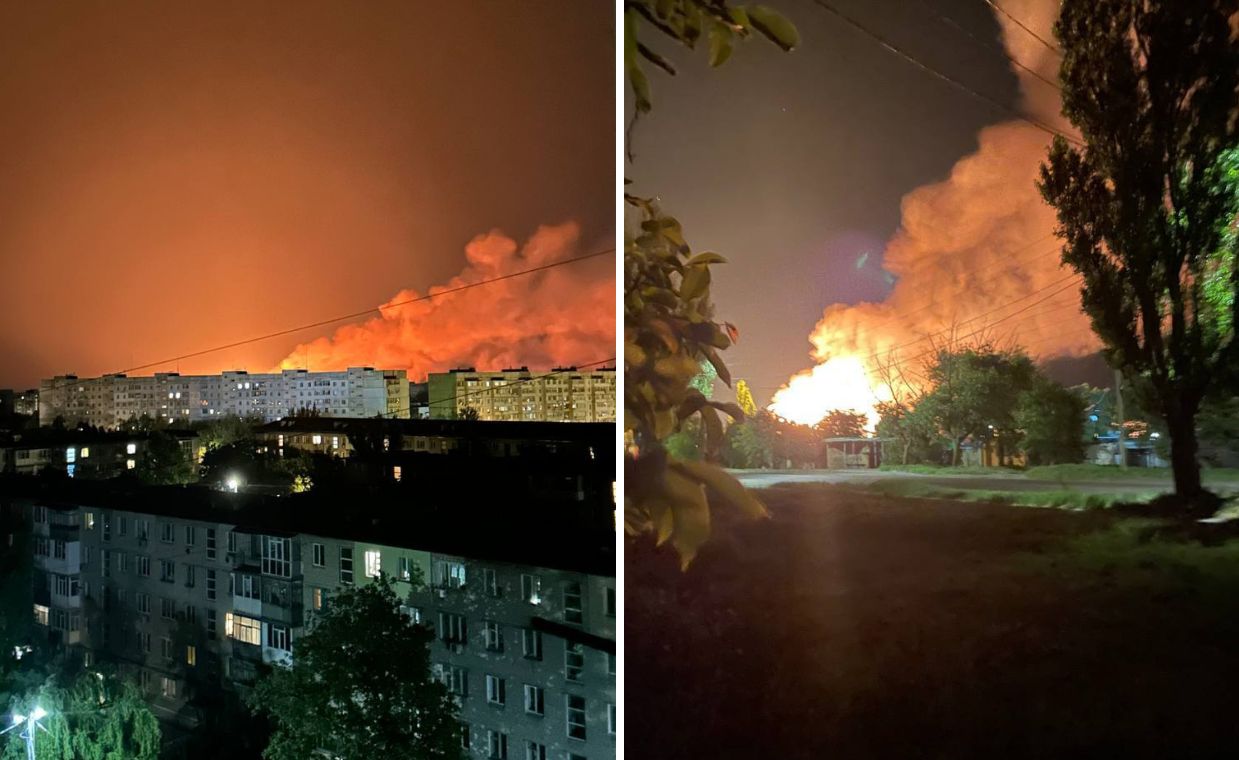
[627,484,1239,759]
[856,477,1155,509]
[878,462,1239,483]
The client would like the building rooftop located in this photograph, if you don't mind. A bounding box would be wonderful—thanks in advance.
[6,477,614,577]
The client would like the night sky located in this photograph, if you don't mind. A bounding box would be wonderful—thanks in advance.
[0,1,613,388]
[627,0,1041,405]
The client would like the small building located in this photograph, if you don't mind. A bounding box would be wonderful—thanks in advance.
[823,437,883,469]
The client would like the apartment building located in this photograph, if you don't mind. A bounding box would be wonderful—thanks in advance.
[25,489,616,760]
[0,388,39,417]
[39,367,410,429]
[255,417,612,462]
[428,368,616,423]
[0,429,197,478]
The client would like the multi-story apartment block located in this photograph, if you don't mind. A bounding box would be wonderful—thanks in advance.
[428,367,616,423]
[25,489,616,760]
[0,388,39,417]
[255,417,612,462]
[0,429,197,478]
[39,367,409,429]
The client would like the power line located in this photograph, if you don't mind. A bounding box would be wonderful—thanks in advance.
[847,271,1082,368]
[915,0,1060,91]
[807,0,1083,146]
[857,235,1062,334]
[753,279,1087,395]
[45,247,614,393]
[982,0,1062,57]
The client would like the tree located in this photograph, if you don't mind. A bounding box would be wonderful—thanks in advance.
[195,415,257,451]
[458,406,480,422]
[1038,0,1239,504]
[135,430,196,485]
[917,344,1038,465]
[815,410,868,439]
[734,379,757,418]
[722,420,772,469]
[3,672,160,759]
[624,1,796,567]
[247,575,462,760]
[1015,380,1087,465]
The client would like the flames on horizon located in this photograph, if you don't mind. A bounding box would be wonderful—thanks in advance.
[276,222,615,381]
[768,0,1099,428]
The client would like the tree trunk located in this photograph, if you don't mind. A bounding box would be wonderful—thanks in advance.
[1165,408,1203,504]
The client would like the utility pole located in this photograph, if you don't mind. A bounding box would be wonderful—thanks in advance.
[1113,368,1127,469]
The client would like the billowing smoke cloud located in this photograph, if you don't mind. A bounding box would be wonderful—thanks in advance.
[277,222,614,380]
[770,0,1098,426]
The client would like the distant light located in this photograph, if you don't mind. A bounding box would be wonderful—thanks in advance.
[1150,432,1160,439]
[30,707,45,721]
[226,475,241,493]
[12,714,23,725]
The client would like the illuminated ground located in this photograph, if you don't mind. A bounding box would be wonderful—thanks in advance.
[627,484,1239,759]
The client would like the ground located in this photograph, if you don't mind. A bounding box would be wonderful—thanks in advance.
[627,484,1239,759]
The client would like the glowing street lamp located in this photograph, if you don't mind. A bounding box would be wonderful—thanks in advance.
[225,474,241,493]
[3,706,49,760]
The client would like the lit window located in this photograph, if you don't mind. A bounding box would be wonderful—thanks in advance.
[331,436,339,450]
[311,434,322,445]
[225,613,261,645]
[186,645,196,666]
[126,443,136,455]
[364,550,381,578]
[65,447,76,463]
[521,574,542,604]
[160,676,177,699]
[33,604,49,626]
[127,459,136,470]
[393,466,402,481]
[80,447,90,458]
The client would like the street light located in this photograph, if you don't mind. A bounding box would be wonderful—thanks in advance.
[3,706,48,760]
[225,474,241,493]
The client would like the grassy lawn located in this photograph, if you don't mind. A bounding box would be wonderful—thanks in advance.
[627,484,1239,759]
[856,477,1156,509]
[879,462,1239,483]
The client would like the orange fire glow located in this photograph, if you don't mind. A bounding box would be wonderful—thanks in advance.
[276,221,615,380]
[769,0,1099,427]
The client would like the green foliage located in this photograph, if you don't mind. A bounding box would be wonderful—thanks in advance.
[1038,0,1239,502]
[722,420,772,469]
[135,430,196,485]
[3,672,160,760]
[624,1,799,117]
[815,410,868,439]
[625,1,797,566]
[917,344,1038,464]
[624,199,765,566]
[247,576,461,760]
[1014,380,1087,466]
[688,360,718,400]
[194,415,258,451]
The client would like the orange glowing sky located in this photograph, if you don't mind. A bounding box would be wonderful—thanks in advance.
[0,1,614,388]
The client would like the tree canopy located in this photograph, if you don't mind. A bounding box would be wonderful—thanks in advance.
[246,575,462,760]
[3,672,160,760]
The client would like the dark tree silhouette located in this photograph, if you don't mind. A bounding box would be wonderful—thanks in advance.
[1038,0,1239,504]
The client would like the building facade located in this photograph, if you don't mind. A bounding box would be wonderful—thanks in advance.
[428,368,616,423]
[0,388,39,417]
[27,498,616,760]
[1,430,197,478]
[39,368,409,429]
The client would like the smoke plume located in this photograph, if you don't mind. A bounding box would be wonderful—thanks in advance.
[769,0,1099,426]
[277,222,614,380]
